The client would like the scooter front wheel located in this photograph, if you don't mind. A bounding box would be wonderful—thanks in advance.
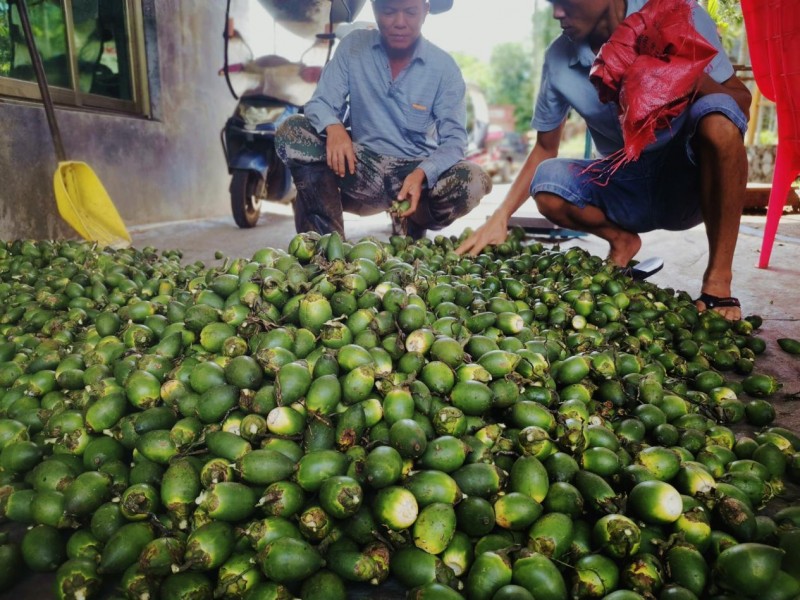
[230,170,265,228]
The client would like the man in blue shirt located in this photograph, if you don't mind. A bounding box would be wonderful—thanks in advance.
[276,0,491,240]
[457,0,751,321]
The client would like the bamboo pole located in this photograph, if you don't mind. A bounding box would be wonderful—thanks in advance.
[747,86,762,147]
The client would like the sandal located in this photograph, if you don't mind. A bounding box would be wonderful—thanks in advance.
[694,292,741,311]
[619,256,664,281]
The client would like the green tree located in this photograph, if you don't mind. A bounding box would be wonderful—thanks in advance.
[531,1,561,98]
[452,51,490,92]
[700,0,744,58]
[487,42,535,133]
[701,0,743,27]
[0,3,13,75]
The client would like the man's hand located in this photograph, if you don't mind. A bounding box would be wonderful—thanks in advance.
[397,168,427,217]
[325,124,357,177]
[455,211,510,256]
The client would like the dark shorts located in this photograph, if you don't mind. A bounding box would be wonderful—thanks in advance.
[530,93,748,233]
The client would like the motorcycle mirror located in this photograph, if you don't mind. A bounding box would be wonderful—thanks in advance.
[257,0,451,40]
[256,0,366,38]
[330,0,368,23]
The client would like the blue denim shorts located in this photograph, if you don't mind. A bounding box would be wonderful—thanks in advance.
[530,93,748,233]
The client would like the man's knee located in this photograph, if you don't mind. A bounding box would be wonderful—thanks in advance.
[534,192,566,221]
[275,115,324,164]
[275,114,308,146]
[422,161,491,228]
[694,113,745,152]
[277,114,313,136]
[456,161,493,203]
[469,162,493,196]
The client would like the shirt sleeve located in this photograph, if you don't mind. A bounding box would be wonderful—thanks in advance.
[416,64,468,188]
[531,55,570,132]
[691,2,735,83]
[304,37,353,134]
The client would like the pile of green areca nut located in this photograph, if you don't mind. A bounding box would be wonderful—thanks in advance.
[0,230,799,600]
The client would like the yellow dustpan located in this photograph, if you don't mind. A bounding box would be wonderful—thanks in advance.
[54,161,132,248]
[17,0,131,248]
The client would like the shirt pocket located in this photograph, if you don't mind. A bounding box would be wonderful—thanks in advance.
[404,101,432,136]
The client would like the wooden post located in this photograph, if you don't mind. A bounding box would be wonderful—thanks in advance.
[747,86,762,147]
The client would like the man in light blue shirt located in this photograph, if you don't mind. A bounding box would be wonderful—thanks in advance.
[458,0,751,320]
[276,0,491,239]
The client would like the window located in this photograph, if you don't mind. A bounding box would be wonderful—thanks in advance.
[0,0,149,115]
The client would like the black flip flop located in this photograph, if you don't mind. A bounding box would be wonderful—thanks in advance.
[621,256,664,281]
[694,292,741,311]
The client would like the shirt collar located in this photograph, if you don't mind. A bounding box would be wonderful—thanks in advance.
[370,29,429,64]
[568,39,596,68]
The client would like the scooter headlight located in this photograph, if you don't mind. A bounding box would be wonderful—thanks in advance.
[238,104,287,127]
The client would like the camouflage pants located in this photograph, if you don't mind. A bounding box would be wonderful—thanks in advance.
[275,115,491,237]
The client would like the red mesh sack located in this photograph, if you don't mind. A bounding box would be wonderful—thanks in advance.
[588,0,719,174]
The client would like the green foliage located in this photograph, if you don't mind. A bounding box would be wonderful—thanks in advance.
[452,52,490,92]
[455,43,535,135]
[699,0,745,57]
[0,3,11,75]
[703,0,743,27]
[453,8,540,135]
[487,42,535,132]
[531,3,562,115]
[758,130,778,146]
[532,2,561,54]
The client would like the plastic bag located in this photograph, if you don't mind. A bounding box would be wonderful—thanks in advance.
[589,0,719,172]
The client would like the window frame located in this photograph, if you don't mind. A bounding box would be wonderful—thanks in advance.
[0,0,150,117]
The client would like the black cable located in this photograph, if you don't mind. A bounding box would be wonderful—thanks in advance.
[324,0,354,64]
[223,0,238,99]
[327,2,336,64]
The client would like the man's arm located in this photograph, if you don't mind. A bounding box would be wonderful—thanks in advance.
[304,53,350,135]
[397,66,468,218]
[455,124,564,256]
[414,68,469,189]
[303,38,357,177]
[696,73,752,117]
[689,2,751,117]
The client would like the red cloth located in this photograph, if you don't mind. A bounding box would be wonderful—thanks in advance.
[589,0,719,170]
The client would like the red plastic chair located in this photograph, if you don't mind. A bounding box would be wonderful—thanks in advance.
[742,0,800,268]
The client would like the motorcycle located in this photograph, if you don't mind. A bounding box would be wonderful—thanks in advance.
[220,54,313,228]
[221,0,368,228]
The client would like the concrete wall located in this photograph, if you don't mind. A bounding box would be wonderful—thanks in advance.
[0,0,266,241]
[747,145,777,184]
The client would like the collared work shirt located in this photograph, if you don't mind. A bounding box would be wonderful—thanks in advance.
[304,29,468,188]
[532,0,735,157]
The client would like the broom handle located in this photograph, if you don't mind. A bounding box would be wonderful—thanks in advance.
[15,0,67,162]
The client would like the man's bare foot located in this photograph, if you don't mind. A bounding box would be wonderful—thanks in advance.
[607,231,642,268]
